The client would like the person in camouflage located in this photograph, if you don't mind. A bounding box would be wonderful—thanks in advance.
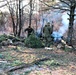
[43,22,53,47]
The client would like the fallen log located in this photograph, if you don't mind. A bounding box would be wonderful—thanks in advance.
[5,64,31,72]
[33,57,50,65]
[61,39,72,48]
[5,57,50,73]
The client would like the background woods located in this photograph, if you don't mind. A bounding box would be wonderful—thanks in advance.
[0,1,76,75]
[0,0,76,47]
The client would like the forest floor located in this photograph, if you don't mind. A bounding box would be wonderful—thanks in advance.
[0,45,76,75]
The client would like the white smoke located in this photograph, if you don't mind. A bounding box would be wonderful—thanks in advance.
[52,12,69,41]
[37,11,69,40]
[61,12,69,30]
[58,12,69,36]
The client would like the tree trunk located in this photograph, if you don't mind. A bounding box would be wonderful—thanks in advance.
[29,0,33,27]
[10,12,16,36]
[67,4,75,46]
[16,3,19,36]
[18,0,22,37]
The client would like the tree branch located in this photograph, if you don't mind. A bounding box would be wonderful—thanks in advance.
[39,0,70,11]
[60,0,70,6]
[0,0,16,8]
[22,2,30,10]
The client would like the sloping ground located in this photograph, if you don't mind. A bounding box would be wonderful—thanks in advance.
[0,46,76,75]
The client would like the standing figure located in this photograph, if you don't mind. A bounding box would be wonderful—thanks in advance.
[24,26,34,37]
[43,22,53,47]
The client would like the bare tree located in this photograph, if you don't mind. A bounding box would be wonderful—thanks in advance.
[53,0,76,46]
[6,0,29,37]
[29,0,33,27]
[0,11,6,31]
[39,0,76,46]
[18,0,22,36]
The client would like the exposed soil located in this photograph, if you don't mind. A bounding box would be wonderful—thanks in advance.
[0,45,76,75]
